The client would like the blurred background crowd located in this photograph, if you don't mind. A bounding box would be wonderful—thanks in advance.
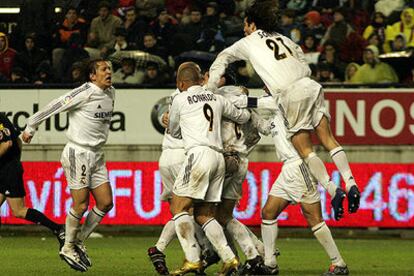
[0,0,413,87]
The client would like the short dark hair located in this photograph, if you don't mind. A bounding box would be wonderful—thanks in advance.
[245,0,280,33]
[84,58,108,81]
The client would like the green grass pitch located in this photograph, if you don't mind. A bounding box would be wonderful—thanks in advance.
[1,236,414,275]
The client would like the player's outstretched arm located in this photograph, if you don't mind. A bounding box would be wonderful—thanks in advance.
[207,40,248,91]
[24,85,90,140]
[221,95,251,124]
[168,95,182,139]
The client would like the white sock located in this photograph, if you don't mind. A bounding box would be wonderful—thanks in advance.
[202,218,235,262]
[330,147,356,192]
[261,219,278,267]
[77,206,106,243]
[65,209,82,246]
[192,216,214,254]
[173,212,200,263]
[245,225,265,257]
[224,227,238,258]
[305,152,337,197]
[155,219,176,252]
[226,219,259,260]
[312,222,346,266]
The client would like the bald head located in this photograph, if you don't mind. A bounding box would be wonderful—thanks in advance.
[176,61,202,91]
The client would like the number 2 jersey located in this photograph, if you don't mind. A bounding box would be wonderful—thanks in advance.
[168,85,250,152]
[208,30,311,96]
[25,82,115,149]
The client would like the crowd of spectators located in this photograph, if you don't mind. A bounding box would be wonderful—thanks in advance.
[0,0,413,87]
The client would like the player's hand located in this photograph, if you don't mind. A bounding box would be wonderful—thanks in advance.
[22,131,33,144]
[161,111,169,128]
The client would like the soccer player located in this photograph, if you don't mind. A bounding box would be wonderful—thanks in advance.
[22,59,115,272]
[148,62,215,275]
[256,98,349,276]
[168,66,250,275]
[207,0,360,221]
[0,113,65,248]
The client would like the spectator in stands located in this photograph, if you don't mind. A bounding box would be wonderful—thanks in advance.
[112,58,144,84]
[320,8,353,46]
[52,6,88,80]
[234,0,254,18]
[0,32,17,80]
[112,28,137,52]
[362,12,386,52]
[136,0,165,21]
[318,41,347,80]
[196,2,226,53]
[85,1,122,59]
[311,0,339,27]
[10,67,29,83]
[15,34,48,82]
[65,62,83,84]
[33,61,55,85]
[366,33,383,53]
[385,8,414,52]
[301,34,321,64]
[142,32,168,62]
[165,0,191,21]
[142,61,168,86]
[149,7,178,49]
[121,7,148,50]
[61,33,90,82]
[280,9,301,43]
[391,34,407,52]
[301,10,326,44]
[175,6,204,52]
[316,62,340,82]
[344,62,360,83]
[350,45,399,84]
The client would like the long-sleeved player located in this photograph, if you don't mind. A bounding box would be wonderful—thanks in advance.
[207,0,360,221]
[22,59,115,272]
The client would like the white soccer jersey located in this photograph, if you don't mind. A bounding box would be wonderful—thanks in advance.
[216,86,260,156]
[208,30,311,96]
[169,85,250,152]
[162,89,184,150]
[25,82,115,149]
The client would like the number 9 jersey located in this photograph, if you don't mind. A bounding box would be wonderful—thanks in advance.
[168,85,251,152]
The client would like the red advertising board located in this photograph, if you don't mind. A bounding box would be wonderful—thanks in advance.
[1,162,413,228]
[325,90,414,144]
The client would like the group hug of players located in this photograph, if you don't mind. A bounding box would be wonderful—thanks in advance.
[0,1,360,275]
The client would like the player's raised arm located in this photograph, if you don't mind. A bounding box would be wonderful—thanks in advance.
[23,84,91,142]
[220,95,251,124]
[207,40,248,91]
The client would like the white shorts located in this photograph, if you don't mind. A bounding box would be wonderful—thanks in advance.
[222,156,248,200]
[269,159,320,204]
[173,146,225,203]
[159,148,186,201]
[60,143,109,190]
[278,77,330,139]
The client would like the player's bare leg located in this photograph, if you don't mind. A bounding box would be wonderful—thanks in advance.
[315,116,360,213]
[76,182,113,267]
[260,195,289,275]
[291,130,346,221]
[301,202,349,275]
[5,196,65,248]
[217,199,263,274]
[194,202,239,276]
[60,187,89,272]
[170,194,203,275]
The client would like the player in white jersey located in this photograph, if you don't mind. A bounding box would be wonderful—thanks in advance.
[207,0,360,222]
[259,104,349,276]
[22,59,115,272]
[168,66,250,275]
